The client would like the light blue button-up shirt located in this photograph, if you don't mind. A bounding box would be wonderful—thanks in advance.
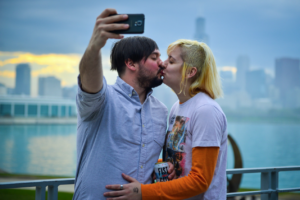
[73,76,168,200]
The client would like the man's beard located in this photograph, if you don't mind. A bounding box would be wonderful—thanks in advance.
[137,64,163,90]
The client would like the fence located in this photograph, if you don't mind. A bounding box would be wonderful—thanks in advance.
[227,166,300,200]
[0,166,300,200]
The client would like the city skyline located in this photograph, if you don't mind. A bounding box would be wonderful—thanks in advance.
[1,1,299,85]
[0,0,299,110]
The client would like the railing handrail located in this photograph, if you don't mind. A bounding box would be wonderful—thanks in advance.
[0,178,74,189]
[226,166,300,174]
[0,166,300,200]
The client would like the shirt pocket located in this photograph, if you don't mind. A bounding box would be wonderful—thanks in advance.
[153,123,167,147]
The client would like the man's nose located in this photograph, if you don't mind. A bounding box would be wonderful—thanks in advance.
[163,60,168,67]
[159,60,166,69]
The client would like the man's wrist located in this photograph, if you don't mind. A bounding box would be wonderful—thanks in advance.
[86,44,101,55]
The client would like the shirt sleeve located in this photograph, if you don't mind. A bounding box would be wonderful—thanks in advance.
[76,75,107,121]
[191,105,225,148]
[141,147,219,200]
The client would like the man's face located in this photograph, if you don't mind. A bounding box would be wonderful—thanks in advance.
[136,49,165,89]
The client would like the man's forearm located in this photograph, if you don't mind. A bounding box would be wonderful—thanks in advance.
[78,9,128,93]
[79,46,103,94]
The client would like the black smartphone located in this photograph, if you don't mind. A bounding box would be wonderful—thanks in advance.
[110,14,145,34]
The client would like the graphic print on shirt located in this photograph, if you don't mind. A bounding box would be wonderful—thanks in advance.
[165,115,189,179]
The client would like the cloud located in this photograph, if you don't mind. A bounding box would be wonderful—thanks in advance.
[0,52,24,57]
[220,66,237,75]
[0,51,82,78]
[0,70,15,78]
[0,51,81,67]
[31,65,76,77]
[0,51,117,91]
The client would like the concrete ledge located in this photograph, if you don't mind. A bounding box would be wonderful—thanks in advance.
[0,117,77,124]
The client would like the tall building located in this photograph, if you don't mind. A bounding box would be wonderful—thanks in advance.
[220,70,236,95]
[62,85,77,100]
[0,83,7,95]
[275,58,300,107]
[246,69,267,99]
[38,76,62,97]
[15,63,31,95]
[236,55,250,91]
[194,17,209,44]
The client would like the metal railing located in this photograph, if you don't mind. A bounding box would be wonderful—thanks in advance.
[227,166,300,200]
[0,166,299,200]
[0,178,74,200]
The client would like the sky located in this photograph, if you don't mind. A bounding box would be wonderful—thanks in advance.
[0,0,300,96]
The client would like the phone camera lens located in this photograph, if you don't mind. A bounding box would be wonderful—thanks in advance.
[135,20,143,26]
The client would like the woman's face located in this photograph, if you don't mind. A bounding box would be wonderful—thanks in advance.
[163,46,184,91]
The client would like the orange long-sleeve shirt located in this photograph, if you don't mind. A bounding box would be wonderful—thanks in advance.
[141,147,219,200]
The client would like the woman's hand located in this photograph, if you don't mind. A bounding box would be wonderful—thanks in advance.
[104,173,142,200]
[152,162,176,181]
[167,162,176,180]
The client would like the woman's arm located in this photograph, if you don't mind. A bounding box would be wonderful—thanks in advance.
[141,146,219,200]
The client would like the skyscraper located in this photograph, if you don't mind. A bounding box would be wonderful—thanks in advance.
[275,58,300,107]
[15,63,31,95]
[246,69,267,99]
[0,83,7,95]
[38,76,62,97]
[220,70,236,95]
[236,55,250,91]
[194,17,209,45]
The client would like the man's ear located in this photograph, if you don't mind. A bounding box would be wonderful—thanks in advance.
[125,59,137,72]
[187,67,197,79]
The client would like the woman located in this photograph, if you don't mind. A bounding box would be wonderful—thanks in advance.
[104,39,228,200]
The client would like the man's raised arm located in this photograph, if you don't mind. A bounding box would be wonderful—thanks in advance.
[79,8,129,93]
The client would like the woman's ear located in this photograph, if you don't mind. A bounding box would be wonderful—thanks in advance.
[125,59,137,71]
[187,67,197,79]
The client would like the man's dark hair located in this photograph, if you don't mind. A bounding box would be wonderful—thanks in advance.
[110,36,159,76]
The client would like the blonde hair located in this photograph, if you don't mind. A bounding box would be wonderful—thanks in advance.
[167,39,223,99]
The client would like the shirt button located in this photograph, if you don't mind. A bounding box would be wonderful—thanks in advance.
[142,144,145,147]
[141,165,143,169]
[142,124,145,128]
[132,91,135,94]
[129,94,131,97]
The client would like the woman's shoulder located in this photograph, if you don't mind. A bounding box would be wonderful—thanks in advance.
[193,92,219,106]
[192,93,225,116]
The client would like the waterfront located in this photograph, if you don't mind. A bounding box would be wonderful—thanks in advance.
[0,123,299,189]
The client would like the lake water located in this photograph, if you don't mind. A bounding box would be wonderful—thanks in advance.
[0,123,299,190]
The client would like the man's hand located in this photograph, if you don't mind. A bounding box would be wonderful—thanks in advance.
[79,8,129,94]
[104,173,142,200]
[88,8,129,51]
[167,162,175,180]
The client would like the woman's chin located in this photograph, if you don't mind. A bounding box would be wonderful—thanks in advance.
[162,76,172,87]
[162,79,170,87]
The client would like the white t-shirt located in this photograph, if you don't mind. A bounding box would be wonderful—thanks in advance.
[165,92,228,200]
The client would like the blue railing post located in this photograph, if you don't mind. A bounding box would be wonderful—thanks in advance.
[35,185,46,200]
[270,171,278,200]
[261,171,279,200]
[261,172,269,200]
[48,185,58,200]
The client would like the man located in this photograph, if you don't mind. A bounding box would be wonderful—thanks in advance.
[73,8,172,200]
